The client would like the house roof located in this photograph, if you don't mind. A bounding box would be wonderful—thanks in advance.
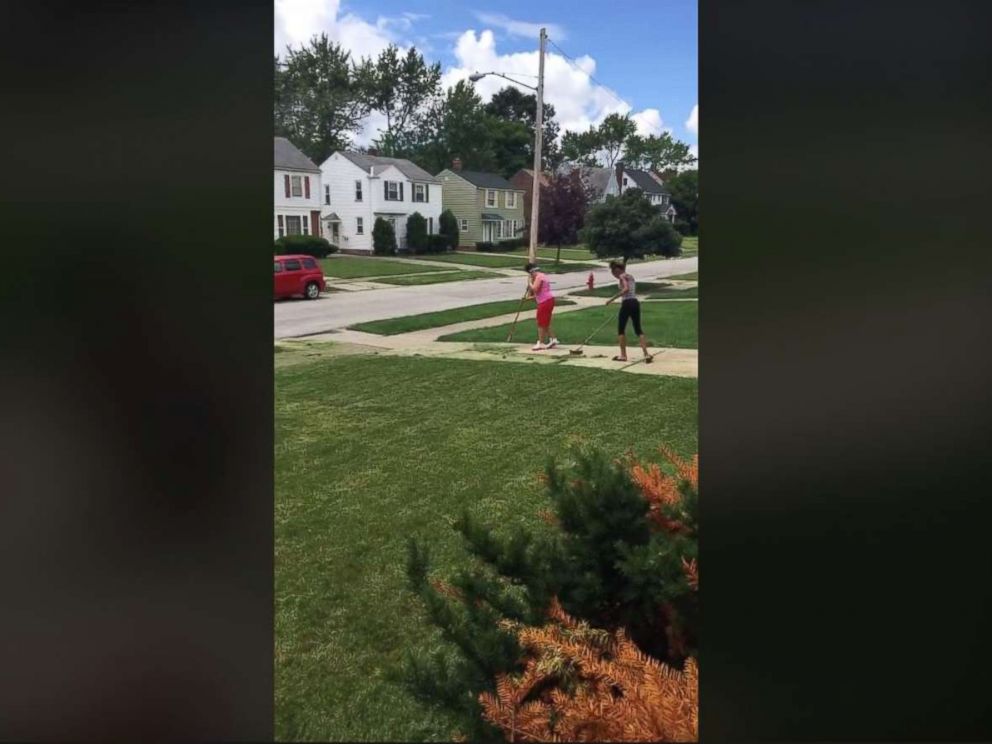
[274,137,320,172]
[452,170,520,190]
[515,168,551,186]
[559,165,614,200]
[322,212,341,221]
[623,168,668,195]
[339,151,440,184]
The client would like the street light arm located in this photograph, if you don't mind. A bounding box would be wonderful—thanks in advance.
[468,71,538,91]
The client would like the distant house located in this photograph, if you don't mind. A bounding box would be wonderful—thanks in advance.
[436,159,527,248]
[558,162,677,222]
[319,150,442,253]
[509,168,551,232]
[274,137,323,240]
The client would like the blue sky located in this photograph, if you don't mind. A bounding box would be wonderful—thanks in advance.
[274,0,698,155]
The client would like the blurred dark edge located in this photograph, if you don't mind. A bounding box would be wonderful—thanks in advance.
[0,1,274,740]
[701,0,992,740]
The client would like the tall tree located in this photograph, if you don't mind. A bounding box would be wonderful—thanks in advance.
[667,169,698,236]
[358,45,441,156]
[274,35,370,164]
[406,81,497,174]
[597,113,637,169]
[560,127,601,167]
[624,132,697,172]
[538,172,592,262]
[484,86,561,171]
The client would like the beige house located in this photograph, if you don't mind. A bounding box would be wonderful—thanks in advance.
[436,159,526,248]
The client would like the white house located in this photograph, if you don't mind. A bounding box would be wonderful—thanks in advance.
[274,137,323,240]
[319,150,442,252]
[559,162,677,222]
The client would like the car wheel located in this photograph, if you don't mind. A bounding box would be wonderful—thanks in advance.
[304,281,321,300]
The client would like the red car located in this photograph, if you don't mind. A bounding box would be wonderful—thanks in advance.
[274,254,326,300]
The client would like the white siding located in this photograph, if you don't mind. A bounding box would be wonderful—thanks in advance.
[319,153,442,253]
[274,168,321,239]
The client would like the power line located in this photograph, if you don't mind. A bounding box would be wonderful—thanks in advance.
[546,37,630,112]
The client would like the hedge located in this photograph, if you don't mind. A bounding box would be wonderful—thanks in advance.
[476,237,526,252]
[274,234,337,258]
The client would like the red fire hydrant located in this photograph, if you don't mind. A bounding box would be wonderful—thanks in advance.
[586,271,595,290]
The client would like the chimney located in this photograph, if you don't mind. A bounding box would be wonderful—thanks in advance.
[615,161,624,194]
[452,157,463,172]
[367,147,380,157]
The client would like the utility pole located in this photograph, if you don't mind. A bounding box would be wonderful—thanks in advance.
[528,27,547,264]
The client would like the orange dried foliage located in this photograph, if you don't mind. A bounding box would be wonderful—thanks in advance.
[479,599,698,742]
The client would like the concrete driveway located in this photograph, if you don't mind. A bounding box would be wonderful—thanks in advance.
[273,256,697,339]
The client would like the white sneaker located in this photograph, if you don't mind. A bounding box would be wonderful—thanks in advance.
[531,342,546,351]
[548,338,559,348]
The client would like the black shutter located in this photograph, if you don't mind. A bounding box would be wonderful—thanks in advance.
[426,184,430,202]
[384,181,389,200]
[399,182,404,201]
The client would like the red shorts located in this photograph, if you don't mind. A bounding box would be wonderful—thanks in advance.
[536,297,555,328]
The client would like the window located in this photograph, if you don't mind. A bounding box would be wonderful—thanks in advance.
[284,259,302,271]
[302,216,309,235]
[494,221,503,239]
[623,177,628,187]
[274,261,282,273]
[355,180,363,201]
[510,219,517,236]
[277,215,284,238]
[459,218,468,232]
[286,216,302,236]
[356,217,364,234]
[505,191,517,208]
[413,183,426,202]
[303,258,318,269]
[291,175,303,197]
[324,185,330,205]
[486,189,497,207]
[428,217,434,234]
[385,181,400,201]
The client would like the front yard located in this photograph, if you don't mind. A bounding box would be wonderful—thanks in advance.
[319,256,448,279]
[275,352,698,741]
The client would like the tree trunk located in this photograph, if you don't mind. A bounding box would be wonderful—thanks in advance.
[556,243,561,264]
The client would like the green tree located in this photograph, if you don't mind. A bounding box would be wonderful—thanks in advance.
[484,86,561,171]
[597,113,637,169]
[624,132,697,172]
[538,172,591,262]
[359,45,441,156]
[560,127,601,167]
[580,188,683,261]
[406,212,428,253]
[667,169,698,236]
[274,35,370,164]
[439,209,460,250]
[405,81,497,173]
[372,217,397,255]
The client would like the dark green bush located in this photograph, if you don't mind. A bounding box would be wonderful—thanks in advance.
[406,212,428,253]
[476,238,524,252]
[273,234,337,258]
[372,218,397,255]
[439,209,459,250]
[425,234,450,253]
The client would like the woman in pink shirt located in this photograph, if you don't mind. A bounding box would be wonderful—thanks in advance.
[524,262,558,351]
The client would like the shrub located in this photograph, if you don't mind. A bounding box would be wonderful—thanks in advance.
[475,238,524,252]
[273,234,337,258]
[439,209,459,250]
[425,234,450,253]
[580,188,682,261]
[406,212,428,253]
[372,217,397,255]
[402,444,698,740]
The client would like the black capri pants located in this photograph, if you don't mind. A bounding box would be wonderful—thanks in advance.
[618,298,643,336]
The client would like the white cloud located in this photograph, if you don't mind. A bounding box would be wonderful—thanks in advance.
[472,12,566,40]
[631,108,668,137]
[274,0,419,61]
[442,30,660,142]
[685,104,698,136]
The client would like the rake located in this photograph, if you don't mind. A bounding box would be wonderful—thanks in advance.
[568,314,615,356]
[505,287,531,342]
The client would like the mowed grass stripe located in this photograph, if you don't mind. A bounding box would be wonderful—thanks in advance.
[439,301,698,349]
[350,298,577,335]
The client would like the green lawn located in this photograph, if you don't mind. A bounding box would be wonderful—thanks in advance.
[350,298,576,335]
[668,271,698,281]
[681,236,698,253]
[414,252,527,269]
[531,261,601,274]
[439,301,698,348]
[509,245,599,262]
[320,256,448,279]
[375,270,498,286]
[645,286,698,299]
[275,352,698,741]
[571,281,675,298]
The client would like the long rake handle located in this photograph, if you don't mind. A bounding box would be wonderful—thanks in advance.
[575,313,615,351]
[505,289,530,342]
